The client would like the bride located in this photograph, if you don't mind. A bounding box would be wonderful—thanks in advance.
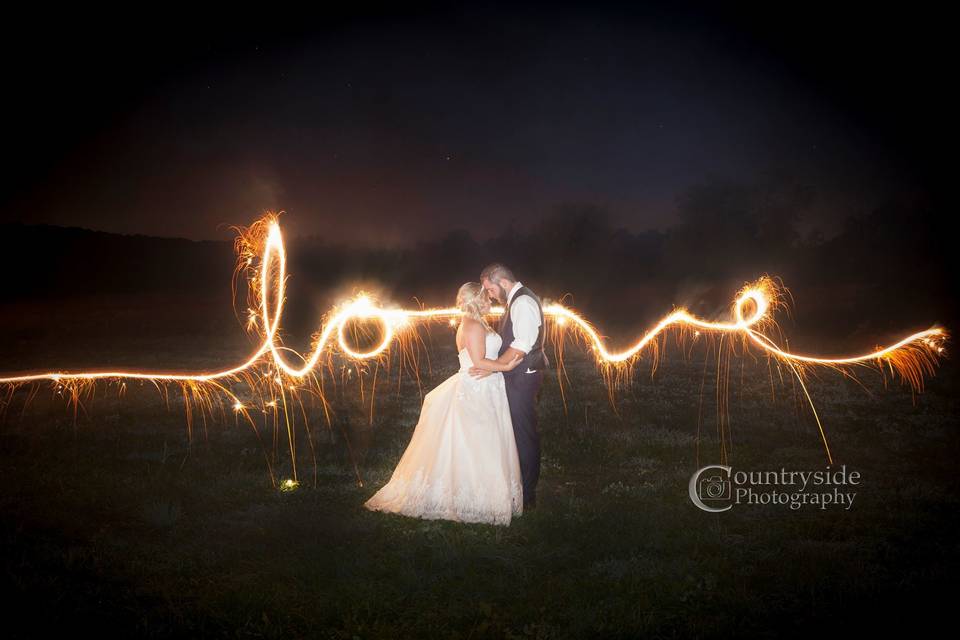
[363,282,526,525]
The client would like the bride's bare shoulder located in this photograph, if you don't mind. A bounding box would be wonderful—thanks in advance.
[457,317,482,352]
[460,316,484,336]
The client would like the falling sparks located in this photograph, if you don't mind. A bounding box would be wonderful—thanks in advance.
[0,211,948,476]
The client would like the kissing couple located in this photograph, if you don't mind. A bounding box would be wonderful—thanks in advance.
[364,263,547,526]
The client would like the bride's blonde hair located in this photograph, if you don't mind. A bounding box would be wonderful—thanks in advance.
[456,282,495,334]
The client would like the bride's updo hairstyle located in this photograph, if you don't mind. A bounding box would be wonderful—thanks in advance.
[456,282,496,334]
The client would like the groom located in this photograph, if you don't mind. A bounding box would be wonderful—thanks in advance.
[470,263,547,509]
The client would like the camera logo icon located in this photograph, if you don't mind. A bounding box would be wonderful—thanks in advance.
[689,465,733,512]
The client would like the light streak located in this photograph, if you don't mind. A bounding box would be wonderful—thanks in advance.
[0,212,948,472]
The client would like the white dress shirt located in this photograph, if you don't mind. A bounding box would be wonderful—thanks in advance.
[506,282,541,372]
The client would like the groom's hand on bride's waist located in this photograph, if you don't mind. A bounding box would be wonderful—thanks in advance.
[468,366,493,379]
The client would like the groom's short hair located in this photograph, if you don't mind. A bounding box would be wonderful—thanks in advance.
[480,263,516,283]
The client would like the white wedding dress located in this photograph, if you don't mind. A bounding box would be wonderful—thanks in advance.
[364,330,524,525]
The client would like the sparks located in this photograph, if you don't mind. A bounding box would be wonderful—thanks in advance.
[2,213,945,386]
[0,211,948,471]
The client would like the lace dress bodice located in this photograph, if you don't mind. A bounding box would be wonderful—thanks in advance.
[458,331,503,371]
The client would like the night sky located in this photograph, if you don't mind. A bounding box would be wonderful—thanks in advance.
[1,3,949,246]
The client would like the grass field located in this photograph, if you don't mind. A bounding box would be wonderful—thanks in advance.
[1,330,957,638]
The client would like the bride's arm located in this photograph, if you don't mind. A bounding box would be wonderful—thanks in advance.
[464,323,522,372]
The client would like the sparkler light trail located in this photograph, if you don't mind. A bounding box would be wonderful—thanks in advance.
[0,212,948,476]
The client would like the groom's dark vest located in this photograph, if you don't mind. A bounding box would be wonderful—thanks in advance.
[498,285,548,377]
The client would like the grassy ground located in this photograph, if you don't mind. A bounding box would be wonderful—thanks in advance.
[1,333,957,638]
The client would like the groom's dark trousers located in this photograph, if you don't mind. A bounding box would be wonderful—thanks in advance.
[504,370,543,505]
[497,284,547,507]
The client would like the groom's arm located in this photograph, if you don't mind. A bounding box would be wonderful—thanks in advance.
[496,346,527,365]
[469,347,525,378]
[469,295,540,377]
[508,296,541,357]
